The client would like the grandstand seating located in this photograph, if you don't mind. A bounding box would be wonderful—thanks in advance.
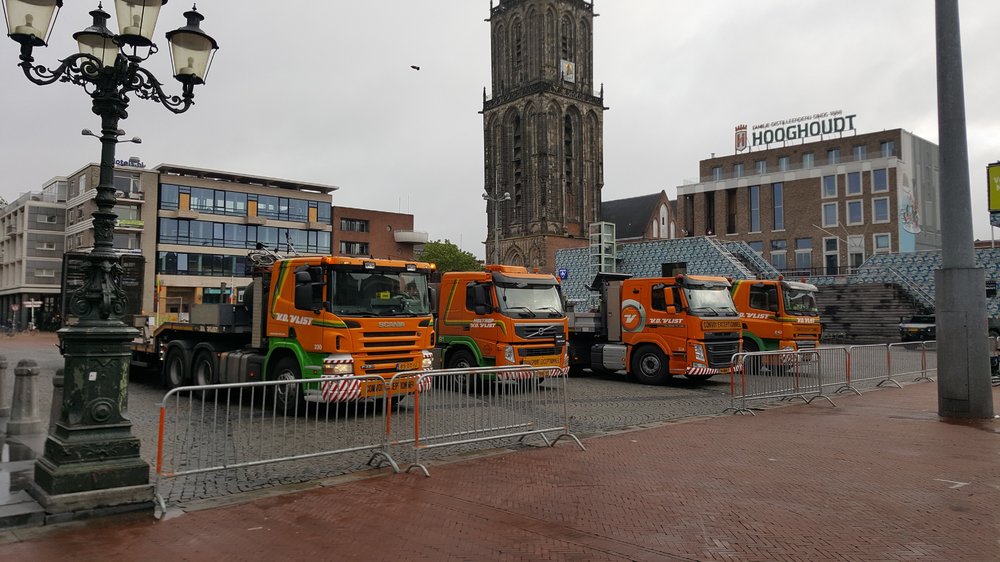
[555,237,1000,335]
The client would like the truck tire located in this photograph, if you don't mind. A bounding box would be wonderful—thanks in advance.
[193,350,217,386]
[444,348,475,392]
[630,345,669,385]
[163,347,188,389]
[271,356,306,415]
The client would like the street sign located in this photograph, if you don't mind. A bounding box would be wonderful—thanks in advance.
[24,300,42,308]
[10,304,19,312]
[557,268,568,280]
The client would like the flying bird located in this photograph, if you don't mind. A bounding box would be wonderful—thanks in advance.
[410,65,420,71]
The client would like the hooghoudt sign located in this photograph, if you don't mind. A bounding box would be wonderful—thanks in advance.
[735,111,857,152]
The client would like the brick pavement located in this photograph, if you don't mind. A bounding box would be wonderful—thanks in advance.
[1,379,996,561]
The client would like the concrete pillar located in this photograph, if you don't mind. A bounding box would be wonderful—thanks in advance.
[7,359,45,436]
[0,355,9,418]
[48,368,64,435]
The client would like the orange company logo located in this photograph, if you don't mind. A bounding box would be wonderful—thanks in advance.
[735,124,748,152]
[621,299,646,333]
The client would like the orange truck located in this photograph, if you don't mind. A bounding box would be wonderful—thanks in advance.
[434,265,568,383]
[131,250,436,410]
[729,278,821,354]
[567,273,742,384]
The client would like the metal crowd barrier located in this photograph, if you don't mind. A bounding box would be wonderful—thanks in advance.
[841,344,889,393]
[387,365,585,477]
[154,374,399,515]
[154,366,585,512]
[726,348,837,415]
[887,341,935,384]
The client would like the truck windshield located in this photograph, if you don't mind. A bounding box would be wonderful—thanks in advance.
[683,285,738,317]
[783,288,818,316]
[495,284,565,318]
[328,269,430,316]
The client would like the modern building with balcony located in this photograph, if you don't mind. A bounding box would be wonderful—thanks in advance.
[676,127,942,276]
[332,206,428,260]
[0,178,68,329]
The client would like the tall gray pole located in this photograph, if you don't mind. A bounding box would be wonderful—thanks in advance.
[493,197,500,264]
[934,0,994,418]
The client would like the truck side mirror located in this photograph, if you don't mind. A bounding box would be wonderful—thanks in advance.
[294,283,315,312]
[474,304,490,315]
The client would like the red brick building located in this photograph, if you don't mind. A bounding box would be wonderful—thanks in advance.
[332,206,427,260]
[677,126,942,275]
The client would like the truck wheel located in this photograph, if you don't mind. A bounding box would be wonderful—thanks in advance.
[163,347,188,389]
[193,350,217,386]
[630,345,669,385]
[445,349,475,392]
[272,356,306,415]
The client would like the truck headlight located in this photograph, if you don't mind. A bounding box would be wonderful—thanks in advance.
[421,354,433,370]
[694,344,705,362]
[504,345,516,364]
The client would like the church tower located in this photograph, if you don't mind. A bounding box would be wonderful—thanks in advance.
[482,0,605,271]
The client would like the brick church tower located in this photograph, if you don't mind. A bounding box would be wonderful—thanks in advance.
[482,0,605,271]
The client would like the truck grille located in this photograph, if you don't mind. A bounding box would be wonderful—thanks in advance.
[706,339,740,368]
[796,340,817,350]
[514,324,566,340]
[360,331,420,350]
[518,346,562,357]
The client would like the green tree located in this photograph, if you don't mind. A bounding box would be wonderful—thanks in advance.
[418,239,481,276]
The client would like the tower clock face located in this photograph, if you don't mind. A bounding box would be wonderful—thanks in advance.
[561,60,576,83]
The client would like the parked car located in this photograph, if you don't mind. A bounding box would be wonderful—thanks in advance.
[898,315,936,342]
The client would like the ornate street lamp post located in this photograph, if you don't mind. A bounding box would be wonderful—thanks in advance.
[483,188,510,265]
[3,0,218,514]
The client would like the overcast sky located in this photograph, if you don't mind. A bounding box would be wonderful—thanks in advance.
[2,1,998,259]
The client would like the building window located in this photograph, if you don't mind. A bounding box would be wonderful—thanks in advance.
[755,159,767,174]
[802,152,814,169]
[827,148,840,164]
[874,233,892,254]
[846,200,864,225]
[824,237,839,275]
[772,182,784,231]
[847,172,862,196]
[113,172,140,195]
[340,241,369,255]
[822,202,838,228]
[36,241,56,250]
[847,234,865,272]
[683,194,694,236]
[795,238,812,275]
[704,193,715,235]
[160,184,179,210]
[822,175,837,198]
[711,166,722,180]
[726,188,737,234]
[880,141,895,158]
[37,215,57,224]
[36,269,56,277]
[777,156,790,171]
[852,145,866,160]
[770,239,787,271]
[872,168,889,192]
[748,185,760,232]
[733,163,744,178]
[340,218,369,232]
[873,197,890,223]
[748,241,763,255]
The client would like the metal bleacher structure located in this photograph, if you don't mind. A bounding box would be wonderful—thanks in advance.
[555,236,1000,343]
